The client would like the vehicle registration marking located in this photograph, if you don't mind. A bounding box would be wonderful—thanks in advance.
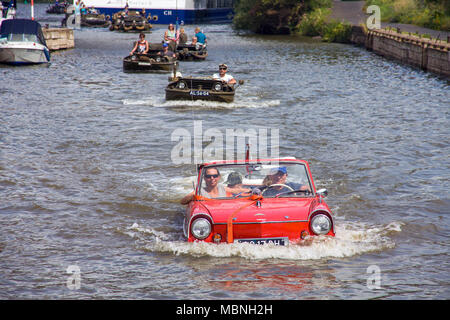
[138,62,151,66]
[235,237,288,246]
[190,90,209,96]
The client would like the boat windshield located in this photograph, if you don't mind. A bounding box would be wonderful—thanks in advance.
[198,162,313,199]
[1,33,40,42]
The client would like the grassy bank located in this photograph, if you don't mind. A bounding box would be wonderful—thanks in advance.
[294,6,353,43]
[365,0,450,31]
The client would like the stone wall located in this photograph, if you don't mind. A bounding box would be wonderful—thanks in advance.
[350,26,449,78]
[42,28,75,51]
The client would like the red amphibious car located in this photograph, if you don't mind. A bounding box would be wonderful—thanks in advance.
[183,158,335,245]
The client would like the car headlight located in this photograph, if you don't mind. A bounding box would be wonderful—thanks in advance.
[191,218,211,240]
[213,82,222,91]
[310,214,332,235]
[177,81,186,89]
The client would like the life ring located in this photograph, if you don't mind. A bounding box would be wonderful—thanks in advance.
[123,25,133,31]
[135,25,145,30]
[147,14,152,21]
[153,15,158,21]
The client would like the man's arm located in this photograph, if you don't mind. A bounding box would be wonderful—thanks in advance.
[180,191,194,205]
[228,76,236,85]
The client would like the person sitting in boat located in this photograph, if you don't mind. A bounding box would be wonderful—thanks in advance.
[130,32,149,56]
[213,64,236,85]
[164,23,177,51]
[261,167,310,197]
[180,168,233,204]
[158,43,176,59]
[178,28,188,46]
[194,27,207,47]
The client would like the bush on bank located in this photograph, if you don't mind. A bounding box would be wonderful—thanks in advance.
[233,0,309,34]
[233,0,352,43]
[365,0,450,31]
[293,6,352,43]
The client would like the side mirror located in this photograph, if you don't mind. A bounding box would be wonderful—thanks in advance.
[316,188,328,197]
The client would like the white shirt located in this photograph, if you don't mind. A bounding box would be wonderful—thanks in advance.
[213,73,234,84]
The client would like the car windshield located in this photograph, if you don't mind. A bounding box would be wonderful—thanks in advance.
[198,162,312,199]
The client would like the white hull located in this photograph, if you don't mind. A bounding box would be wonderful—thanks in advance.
[0,42,49,65]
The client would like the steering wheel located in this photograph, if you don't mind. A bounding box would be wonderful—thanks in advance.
[261,184,294,195]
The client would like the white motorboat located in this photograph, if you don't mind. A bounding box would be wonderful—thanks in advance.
[0,19,50,65]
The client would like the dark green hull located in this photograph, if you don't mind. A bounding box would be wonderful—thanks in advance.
[123,56,174,73]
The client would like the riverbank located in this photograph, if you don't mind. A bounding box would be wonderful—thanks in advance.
[329,1,449,78]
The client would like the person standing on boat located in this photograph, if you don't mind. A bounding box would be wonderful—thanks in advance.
[164,23,177,52]
[124,1,129,16]
[130,32,149,56]
[213,64,236,85]
[74,0,81,16]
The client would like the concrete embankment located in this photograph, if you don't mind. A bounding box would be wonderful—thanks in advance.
[329,0,449,78]
[350,26,450,77]
[366,29,449,77]
[42,27,74,51]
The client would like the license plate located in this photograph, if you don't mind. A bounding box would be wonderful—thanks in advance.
[235,237,288,246]
[138,62,151,66]
[190,90,209,96]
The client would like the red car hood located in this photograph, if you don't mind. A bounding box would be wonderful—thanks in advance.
[194,197,315,224]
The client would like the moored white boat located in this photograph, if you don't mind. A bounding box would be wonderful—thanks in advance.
[0,19,50,65]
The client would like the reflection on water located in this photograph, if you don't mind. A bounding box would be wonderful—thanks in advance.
[0,4,449,299]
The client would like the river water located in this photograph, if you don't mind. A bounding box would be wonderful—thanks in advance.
[1,4,449,300]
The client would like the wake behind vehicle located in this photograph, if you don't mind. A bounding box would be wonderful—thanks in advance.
[183,158,335,245]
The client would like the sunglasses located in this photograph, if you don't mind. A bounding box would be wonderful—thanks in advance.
[219,67,227,70]
[205,174,219,179]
